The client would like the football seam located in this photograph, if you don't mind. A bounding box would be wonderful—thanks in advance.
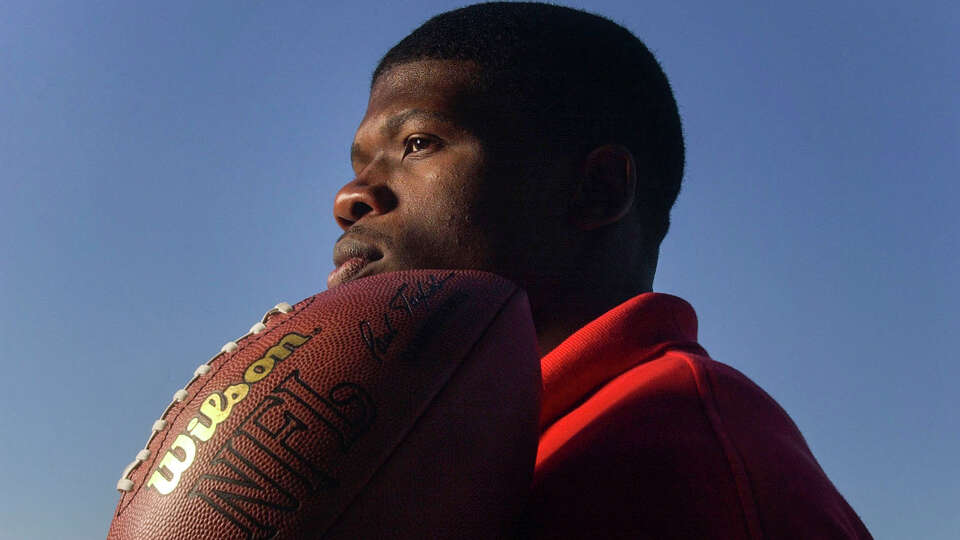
[320,284,525,536]
[116,294,320,516]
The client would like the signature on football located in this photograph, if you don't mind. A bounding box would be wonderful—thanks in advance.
[358,271,456,363]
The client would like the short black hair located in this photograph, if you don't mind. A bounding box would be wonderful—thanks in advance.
[374,2,684,247]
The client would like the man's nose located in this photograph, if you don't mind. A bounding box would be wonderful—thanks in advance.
[332,177,398,231]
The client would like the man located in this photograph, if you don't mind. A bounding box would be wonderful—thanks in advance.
[330,3,871,538]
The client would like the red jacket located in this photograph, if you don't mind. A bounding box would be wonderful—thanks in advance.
[520,293,871,538]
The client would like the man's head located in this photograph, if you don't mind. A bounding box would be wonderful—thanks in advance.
[331,2,684,354]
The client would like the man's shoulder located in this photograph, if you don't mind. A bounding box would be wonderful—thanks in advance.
[536,348,750,476]
[527,349,755,537]
[527,348,872,539]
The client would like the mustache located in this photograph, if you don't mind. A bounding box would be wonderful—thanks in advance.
[338,224,394,250]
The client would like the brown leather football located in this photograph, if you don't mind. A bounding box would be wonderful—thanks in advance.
[108,269,541,539]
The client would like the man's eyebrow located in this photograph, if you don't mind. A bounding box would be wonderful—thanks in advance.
[351,109,457,166]
[382,108,456,135]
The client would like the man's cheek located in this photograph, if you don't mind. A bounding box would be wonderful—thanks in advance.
[390,228,439,268]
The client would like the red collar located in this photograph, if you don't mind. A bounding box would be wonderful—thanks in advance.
[539,292,703,430]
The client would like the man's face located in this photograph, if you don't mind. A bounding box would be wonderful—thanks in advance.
[329,60,574,289]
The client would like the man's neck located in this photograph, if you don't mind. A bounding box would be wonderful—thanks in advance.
[531,281,652,358]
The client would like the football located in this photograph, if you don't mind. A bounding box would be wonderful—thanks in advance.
[108,269,541,539]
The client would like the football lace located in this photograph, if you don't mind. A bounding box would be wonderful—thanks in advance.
[114,302,295,493]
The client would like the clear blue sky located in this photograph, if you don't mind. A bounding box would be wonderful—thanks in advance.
[1,1,956,538]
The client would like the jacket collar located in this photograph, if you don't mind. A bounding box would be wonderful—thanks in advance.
[539,292,703,430]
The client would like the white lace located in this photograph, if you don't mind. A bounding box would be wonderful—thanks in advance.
[115,302,294,492]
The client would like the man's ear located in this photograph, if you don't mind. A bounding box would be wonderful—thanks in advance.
[568,144,637,231]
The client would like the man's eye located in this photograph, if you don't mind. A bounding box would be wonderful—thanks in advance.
[404,136,438,156]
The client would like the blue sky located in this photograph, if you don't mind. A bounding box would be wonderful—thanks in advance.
[1,1,957,538]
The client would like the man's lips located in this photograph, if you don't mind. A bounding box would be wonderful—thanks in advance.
[332,237,383,268]
[329,236,384,289]
[327,257,375,289]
